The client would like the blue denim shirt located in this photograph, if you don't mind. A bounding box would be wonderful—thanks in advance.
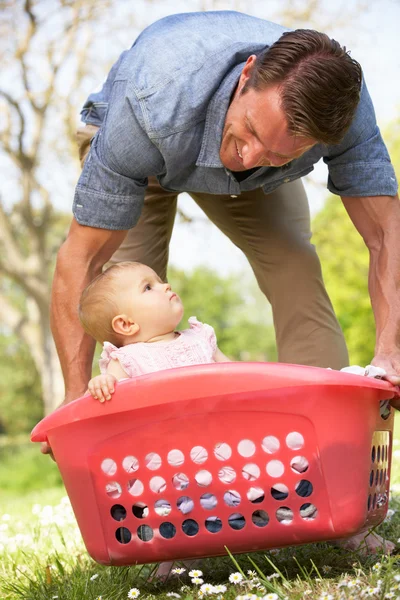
[74,11,398,230]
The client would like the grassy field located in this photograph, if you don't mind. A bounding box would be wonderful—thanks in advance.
[1,417,400,600]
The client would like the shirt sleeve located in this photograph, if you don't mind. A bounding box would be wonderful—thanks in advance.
[73,80,165,230]
[188,316,218,354]
[323,77,398,198]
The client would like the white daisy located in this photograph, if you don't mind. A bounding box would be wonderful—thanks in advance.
[319,594,333,600]
[128,588,140,599]
[214,585,227,593]
[229,572,244,584]
[90,574,99,581]
[192,577,204,585]
[172,568,186,575]
[263,594,279,600]
[189,569,204,577]
[167,593,181,598]
[200,583,215,594]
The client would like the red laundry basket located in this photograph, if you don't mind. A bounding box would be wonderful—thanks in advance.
[31,363,398,566]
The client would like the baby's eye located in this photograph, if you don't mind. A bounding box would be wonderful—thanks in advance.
[144,284,151,291]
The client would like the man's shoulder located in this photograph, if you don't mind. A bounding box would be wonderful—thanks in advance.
[117,11,288,94]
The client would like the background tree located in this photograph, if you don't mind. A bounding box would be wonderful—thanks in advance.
[0,0,114,414]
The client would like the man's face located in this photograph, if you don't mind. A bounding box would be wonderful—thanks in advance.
[219,56,316,171]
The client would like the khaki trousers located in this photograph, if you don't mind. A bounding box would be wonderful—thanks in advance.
[77,125,348,369]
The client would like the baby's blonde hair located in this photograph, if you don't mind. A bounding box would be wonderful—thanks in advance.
[79,262,142,346]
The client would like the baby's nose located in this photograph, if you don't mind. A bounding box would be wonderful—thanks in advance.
[164,282,171,292]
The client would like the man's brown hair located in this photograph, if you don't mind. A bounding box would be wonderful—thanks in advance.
[245,29,362,145]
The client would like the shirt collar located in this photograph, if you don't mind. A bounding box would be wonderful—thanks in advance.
[196,63,244,168]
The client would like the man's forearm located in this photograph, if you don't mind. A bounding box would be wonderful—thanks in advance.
[342,195,400,354]
[368,221,400,356]
[50,243,100,403]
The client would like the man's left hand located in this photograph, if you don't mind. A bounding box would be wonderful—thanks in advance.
[371,353,400,408]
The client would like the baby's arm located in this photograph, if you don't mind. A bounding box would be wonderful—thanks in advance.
[214,347,231,362]
[87,358,129,403]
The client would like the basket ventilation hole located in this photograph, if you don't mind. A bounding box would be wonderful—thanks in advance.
[101,458,117,476]
[286,432,305,450]
[105,481,122,499]
[177,496,194,514]
[182,519,199,536]
[111,504,126,521]
[195,470,212,487]
[371,446,376,463]
[200,493,217,510]
[237,439,256,457]
[137,525,153,541]
[295,480,313,497]
[224,490,241,507]
[271,483,289,500]
[205,517,222,533]
[266,460,285,478]
[276,507,294,524]
[380,400,391,420]
[247,487,265,503]
[262,436,280,454]
[228,513,246,530]
[252,510,269,527]
[168,449,185,466]
[154,499,171,516]
[160,522,176,539]
[218,466,236,483]
[122,456,139,473]
[172,473,189,490]
[300,503,318,520]
[115,527,131,544]
[145,452,162,470]
[149,476,166,494]
[214,442,232,461]
[190,446,208,464]
[242,463,260,481]
[132,503,148,518]
[127,479,144,497]
[290,456,309,474]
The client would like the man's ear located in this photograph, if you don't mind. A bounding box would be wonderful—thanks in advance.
[238,54,257,91]
[112,314,140,337]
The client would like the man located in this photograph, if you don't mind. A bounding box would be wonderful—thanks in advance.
[49,11,400,549]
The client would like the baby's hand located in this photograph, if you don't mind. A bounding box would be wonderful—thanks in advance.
[87,374,117,402]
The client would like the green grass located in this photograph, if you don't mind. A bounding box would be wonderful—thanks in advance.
[1,417,400,600]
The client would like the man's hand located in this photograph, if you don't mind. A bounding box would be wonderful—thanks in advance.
[88,374,117,402]
[371,353,400,386]
[372,353,400,409]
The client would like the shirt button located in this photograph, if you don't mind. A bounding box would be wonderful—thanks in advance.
[283,178,291,183]
[231,194,238,198]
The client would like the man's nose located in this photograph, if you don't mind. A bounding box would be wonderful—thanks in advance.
[241,142,264,169]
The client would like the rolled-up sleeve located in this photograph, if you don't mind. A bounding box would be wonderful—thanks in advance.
[324,78,398,198]
[73,80,164,230]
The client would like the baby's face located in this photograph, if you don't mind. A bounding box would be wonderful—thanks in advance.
[119,264,184,337]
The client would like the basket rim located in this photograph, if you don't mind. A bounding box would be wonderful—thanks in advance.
[31,361,398,442]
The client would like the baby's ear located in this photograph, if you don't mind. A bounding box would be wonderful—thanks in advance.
[112,314,139,337]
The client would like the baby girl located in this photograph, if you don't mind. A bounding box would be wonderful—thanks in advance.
[79,261,230,401]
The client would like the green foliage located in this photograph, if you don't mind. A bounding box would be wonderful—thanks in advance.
[0,334,43,435]
[168,266,277,362]
[0,438,63,495]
